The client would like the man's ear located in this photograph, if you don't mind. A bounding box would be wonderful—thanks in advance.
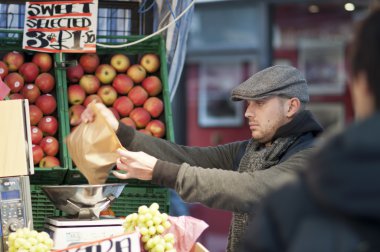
[286,98,301,117]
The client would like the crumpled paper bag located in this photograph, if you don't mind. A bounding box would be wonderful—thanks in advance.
[167,216,209,252]
[66,103,122,184]
[136,215,208,252]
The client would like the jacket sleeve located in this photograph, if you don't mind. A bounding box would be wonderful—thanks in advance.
[116,123,242,170]
[174,147,315,213]
[116,123,314,213]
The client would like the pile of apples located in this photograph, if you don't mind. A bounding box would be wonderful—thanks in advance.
[1,51,61,168]
[66,52,166,138]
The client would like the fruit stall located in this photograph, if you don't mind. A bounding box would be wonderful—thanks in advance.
[0,27,207,251]
[0,0,208,251]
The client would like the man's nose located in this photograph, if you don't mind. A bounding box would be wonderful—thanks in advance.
[245,106,255,118]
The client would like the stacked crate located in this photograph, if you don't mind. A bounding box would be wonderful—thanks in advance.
[0,30,171,230]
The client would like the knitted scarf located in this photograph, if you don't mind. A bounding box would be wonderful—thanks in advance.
[226,135,298,252]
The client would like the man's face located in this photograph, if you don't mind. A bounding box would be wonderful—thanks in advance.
[245,96,291,145]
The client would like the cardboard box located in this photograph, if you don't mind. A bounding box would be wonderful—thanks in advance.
[0,99,34,177]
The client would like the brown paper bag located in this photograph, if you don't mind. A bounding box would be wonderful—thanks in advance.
[66,103,123,184]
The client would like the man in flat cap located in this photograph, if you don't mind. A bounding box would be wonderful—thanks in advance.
[81,65,323,252]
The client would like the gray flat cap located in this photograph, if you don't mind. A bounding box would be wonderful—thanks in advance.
[231,65,309,103]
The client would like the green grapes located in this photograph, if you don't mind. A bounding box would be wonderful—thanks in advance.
[7,228,54,252]
[123,203,176,252]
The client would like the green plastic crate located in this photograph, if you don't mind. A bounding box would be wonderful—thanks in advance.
[111,186,170,217]
[59,35,174,185]
[0,29,69,184]
[30,185,62,231]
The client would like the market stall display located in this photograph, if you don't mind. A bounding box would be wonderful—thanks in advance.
[0,30,173,232]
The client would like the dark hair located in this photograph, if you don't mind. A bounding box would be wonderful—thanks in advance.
[350,8,380,109]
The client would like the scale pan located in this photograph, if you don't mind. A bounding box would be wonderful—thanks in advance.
[41,183,126,218]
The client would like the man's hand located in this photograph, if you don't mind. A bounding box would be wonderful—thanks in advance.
[113,148,158,181]
[81,103,119,131]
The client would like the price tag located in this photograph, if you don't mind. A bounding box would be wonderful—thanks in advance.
[23,0,98,53]
[55,232,141,252]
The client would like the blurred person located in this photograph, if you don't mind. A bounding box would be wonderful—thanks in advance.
[81,65,323,251]
[241,9,380,252]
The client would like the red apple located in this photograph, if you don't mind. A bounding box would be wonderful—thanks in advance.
[140,54,160,73]
[142,76,162,96]
[4,72,24,93]
[112,74,134,95]
[138,129,152,136]
[38,116,58,136]
[68,84,86,105]
[110,54,130,72]
[22,84,41,103]
[69,104,85,126]
[120,117,136,129]
[127,64,146,83]
[32,145,44,165]
[32,52,53,73]
[0,61,9,79]
[143,97,164,118]
[97,85,118,106]
[109,107,120,120]
[95,64,116,84]
[79,53,100,73]
[40,136,59,156]
[9,93,24,100]
[39,156,60,168]
[29,105,43,125]
[146,119,166,138]
[31,126,43,145]
[83,94,103,107]
[35,73,55,93]
[128,86,148,106]
[67,64,84,83]
[113,96,134,117]
[79,74,100,94]
[129,107,151,128]
[18,62,40,83]
[3,51,24,72]
[35,94,57,115]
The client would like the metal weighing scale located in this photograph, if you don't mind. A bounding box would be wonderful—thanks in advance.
[41,183,127,250]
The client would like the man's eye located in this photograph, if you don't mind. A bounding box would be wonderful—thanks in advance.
[257,101,265,106]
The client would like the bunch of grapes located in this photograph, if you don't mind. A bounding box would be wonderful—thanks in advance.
[123,203,176,252]
[7,227,54,252]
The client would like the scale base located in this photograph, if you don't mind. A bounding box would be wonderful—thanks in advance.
[44,217,125,250]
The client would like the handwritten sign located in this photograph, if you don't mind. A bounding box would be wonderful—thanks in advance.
[55,232,141,252]
[23,0,98,53]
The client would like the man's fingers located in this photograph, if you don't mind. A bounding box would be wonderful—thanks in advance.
[81,107,95,123]
[95,102,107,110]
[116,158,129,169]
[117,148,137,160]
[112,170,130,179]
[120,157,128,164]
